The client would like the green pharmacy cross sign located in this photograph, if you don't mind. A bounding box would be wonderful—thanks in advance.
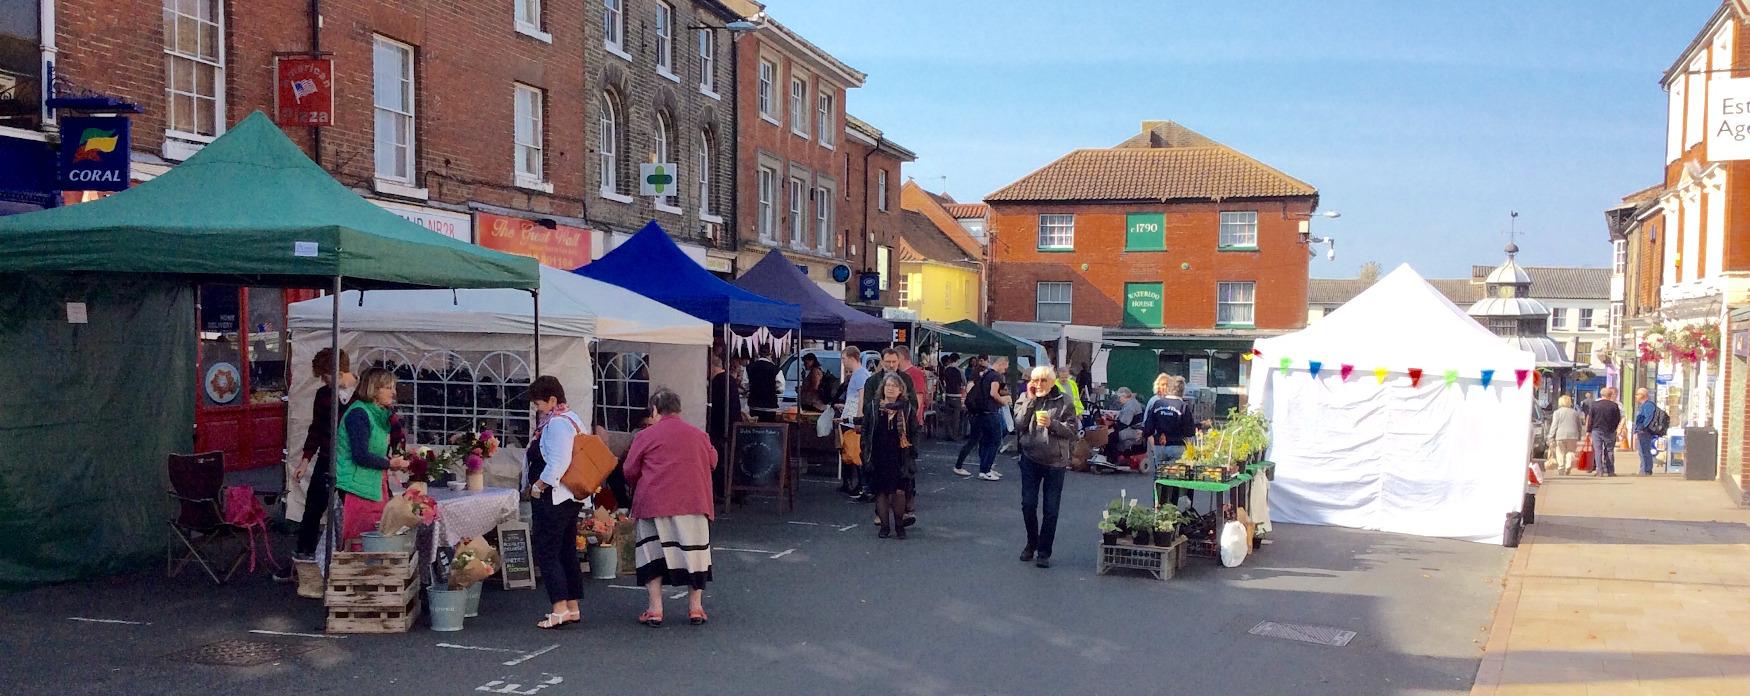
[640,162,677,196]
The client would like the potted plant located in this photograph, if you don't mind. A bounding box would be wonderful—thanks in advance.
[1108,493,1132,533]
[1128,506,1156,546]
[1153,506,1183,547]
[1099,515,1121,545]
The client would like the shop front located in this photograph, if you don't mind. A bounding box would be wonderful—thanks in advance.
[194,285,321,470]
[1102,332,1274,421]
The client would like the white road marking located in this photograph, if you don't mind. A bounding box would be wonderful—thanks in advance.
[477,674,562,694]
[608,584,644,591]
[714,546,777,554]
[437,642,523,654]
[837,524,857,532]
[932,487,948,493]
[249,629,342,639]
[501,644,561,667]
[770,548,797,559]
[784,521,822,526]
[68,617,148,625]
[669,591,689,600]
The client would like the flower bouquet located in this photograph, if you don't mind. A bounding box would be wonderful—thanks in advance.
[446,536,499,590]
[448,426,502,491]
[378,482,440,537]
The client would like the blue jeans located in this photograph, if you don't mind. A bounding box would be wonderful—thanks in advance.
[1018,456,1066,558]
[976,411,1004,474]
[1637,431,1658,475]
[1590,431,1616,476]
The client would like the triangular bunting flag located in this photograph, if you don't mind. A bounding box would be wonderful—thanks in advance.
[1340,364,1354,381]
[1408,368,1424,387]
[1279,357,1292,376]
[1481,369,1495,388]
[1515,369,1530,387]
[1241,352,1254,362]
[1374,367,1389,384]
[1533,372,1543,387]
[1444,369,1458,386]
[1308,361,1323,378]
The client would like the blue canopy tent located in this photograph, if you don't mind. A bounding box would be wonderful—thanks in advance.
[576,221,798,329]
[733,250,890,343]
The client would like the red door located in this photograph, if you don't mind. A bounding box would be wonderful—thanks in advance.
[195,286,300,470]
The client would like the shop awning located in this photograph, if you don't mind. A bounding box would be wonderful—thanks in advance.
[0,112,539,290]
[938,319,1030,358]
[731,249,888,341]
[578,221,799,329]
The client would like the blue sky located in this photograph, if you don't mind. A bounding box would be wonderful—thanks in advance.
[772,0,1714,279]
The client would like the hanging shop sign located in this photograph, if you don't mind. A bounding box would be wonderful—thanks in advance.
[374,200,472,242]
[858,272,882,302]
[476,212,592,270]
[639,162,678,197]
[274,57,335,127]
[56,116,131,191]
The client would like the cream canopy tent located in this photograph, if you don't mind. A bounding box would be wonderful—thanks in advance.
[285,264,710,518]
[1247,264,1535,544]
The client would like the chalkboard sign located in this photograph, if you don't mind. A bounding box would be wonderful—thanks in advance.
[497,521,535,590]
[729,422,793,512]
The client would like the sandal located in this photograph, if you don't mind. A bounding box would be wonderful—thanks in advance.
[689,609,709,625]
[536,612,571,630]
[564,611,581,626]
[638,610,663,628]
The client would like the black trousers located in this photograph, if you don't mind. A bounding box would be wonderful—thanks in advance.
[294,457,333,556]
[1018,456,1066,558]
[530,492,584,604]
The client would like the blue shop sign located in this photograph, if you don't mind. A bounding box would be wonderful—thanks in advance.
[57,116,131,191]
[857,271,881,302]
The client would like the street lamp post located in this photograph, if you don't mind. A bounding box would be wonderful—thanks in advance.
[1299,210,1342,260]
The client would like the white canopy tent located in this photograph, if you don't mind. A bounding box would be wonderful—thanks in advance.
[1247,265,1534,544]
[284,264,711,518]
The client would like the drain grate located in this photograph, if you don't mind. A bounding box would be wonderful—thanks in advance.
[167,639,321,667]
[1248,621,1357,647]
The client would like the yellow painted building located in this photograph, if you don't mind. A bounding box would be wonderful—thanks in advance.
[895,209,982,323]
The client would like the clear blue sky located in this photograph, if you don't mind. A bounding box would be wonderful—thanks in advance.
[772,0,1714,279]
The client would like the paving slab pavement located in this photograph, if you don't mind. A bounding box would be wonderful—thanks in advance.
[1472,468,1750,696]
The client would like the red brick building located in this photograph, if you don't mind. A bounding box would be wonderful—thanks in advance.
[842,114,914,311]
[985,121,1321,413]
[20,0,603,468]
[730,13,865,298]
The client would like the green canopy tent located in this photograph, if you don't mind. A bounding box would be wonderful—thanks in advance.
[0,112,539,591]
[938,319,1031,361]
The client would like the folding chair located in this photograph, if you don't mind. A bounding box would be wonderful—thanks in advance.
[166,451,247,584]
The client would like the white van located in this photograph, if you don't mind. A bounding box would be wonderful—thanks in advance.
[780,349,881,406]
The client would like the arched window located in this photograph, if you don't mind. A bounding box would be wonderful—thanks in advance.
[599,92,619,195]
[697,129,714,217]
[653,110,674,208]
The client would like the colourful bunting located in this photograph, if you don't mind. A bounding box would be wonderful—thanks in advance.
[1481,369,1495,388]
[1279,357,1292,376]
[1308,361,1323,378]
[1241,352,1254,362]
[1444,369,1458,386]
[1340,364,1354,381]
[1374,367,1389,384]
[1533,372,1543,388]
[1408,368,1424,387]
[1515,369,1530,387]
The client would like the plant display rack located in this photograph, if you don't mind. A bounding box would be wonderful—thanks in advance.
[325,550,420,634]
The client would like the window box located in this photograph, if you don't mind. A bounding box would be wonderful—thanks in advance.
[373,179,429,201]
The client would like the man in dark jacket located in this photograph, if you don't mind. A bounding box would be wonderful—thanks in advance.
[1013,365,1079,568]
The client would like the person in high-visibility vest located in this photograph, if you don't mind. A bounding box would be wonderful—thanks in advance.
[1057,366,1085,418]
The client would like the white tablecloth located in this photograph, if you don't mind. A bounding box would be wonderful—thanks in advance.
[428,487,521,548]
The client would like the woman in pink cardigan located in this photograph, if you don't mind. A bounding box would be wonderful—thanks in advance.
[624,389,718,627]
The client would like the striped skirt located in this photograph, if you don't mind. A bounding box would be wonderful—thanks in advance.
[633,514,714,590]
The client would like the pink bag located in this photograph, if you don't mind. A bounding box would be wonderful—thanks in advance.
[222,486,278,573]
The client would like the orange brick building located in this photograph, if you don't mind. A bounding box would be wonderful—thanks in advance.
[984,121,1322,413]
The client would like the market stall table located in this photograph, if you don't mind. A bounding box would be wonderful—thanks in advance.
[1155,461,1274,564]
[423,486,521,583]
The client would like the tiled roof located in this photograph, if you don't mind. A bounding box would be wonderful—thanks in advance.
[1309,277,1480,307]
[1468,266,1610,299]
[986,122,1316,202]
[895,210,976,267]
[944,203,988,219]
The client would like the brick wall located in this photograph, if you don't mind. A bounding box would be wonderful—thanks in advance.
[59,0,588,219]
[986,199,1314,329]
[840,131,902,306]
[579,0,736,245]
[733,32,854,262]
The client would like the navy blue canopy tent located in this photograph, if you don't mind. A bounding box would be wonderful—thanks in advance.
[733,250,891,343]
[575,221,799,329]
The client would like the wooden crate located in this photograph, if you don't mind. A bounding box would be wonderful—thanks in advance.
[1097,538,1186,581]
[327,550,416,583]
[326,596,421,634]
[325,551,420,634]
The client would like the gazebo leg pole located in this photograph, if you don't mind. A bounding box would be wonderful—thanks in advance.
[532,290,542,377]
[323,275,341,579]
[721,323,732,517]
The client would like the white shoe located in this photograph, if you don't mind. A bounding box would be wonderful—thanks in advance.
[978,472,1001,481]
[988,469,1003,479]
[952,468,972,477]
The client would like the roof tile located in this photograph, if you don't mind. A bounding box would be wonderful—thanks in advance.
[987,145,1316,202]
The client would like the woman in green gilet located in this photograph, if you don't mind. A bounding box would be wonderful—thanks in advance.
[335,367,409,547]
